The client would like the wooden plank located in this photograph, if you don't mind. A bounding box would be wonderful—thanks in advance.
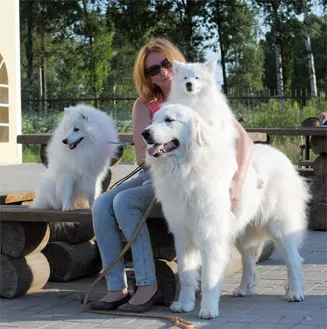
[17,133,135,145]
[0,205,92,223]
[17,133,50,144]
[247,132,268,143]
[0,191,35,205]
[246,127,327,136]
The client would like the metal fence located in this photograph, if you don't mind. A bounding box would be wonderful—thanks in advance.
[21,89,326,124]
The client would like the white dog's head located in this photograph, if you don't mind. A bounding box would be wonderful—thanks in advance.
[61,106,91,150]
[59,104,118,153]
[171,60,216,96]
[142,104,211,160]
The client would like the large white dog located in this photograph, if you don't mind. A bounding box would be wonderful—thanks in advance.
[31,104,118,211]
[143,104,309,319]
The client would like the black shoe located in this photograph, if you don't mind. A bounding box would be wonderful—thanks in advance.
[117,289,162,313]
[87,293,131,311]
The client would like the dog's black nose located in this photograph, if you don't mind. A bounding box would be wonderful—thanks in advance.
[141,129,151,141]
[62,139,68,144]
[186,82,192,91]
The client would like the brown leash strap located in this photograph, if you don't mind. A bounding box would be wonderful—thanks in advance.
[85,309,194,329]
[83,196,194,329]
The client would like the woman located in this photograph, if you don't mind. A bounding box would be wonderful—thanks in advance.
[89,38,253,312]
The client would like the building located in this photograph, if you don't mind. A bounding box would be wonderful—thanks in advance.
[0,0,22,163]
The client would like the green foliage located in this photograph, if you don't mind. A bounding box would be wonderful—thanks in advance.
[120,146,136,164]
[227,44,264,92]
[239,93,327,128]
[22,112,62,134]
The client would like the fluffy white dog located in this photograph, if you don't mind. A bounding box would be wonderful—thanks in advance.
[166,60,238,141]
[31,104,118,211]
[143,104,309,319]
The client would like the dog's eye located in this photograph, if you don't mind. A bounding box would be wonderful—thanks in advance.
[165,117,174,123]
[184,77,187,80]
[195,77,199,79]
[73,128,79,132]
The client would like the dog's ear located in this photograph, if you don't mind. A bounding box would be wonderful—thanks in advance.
[172,60,182,74]
[193,116,208,146]
[80,113,88,120]
[205,61,216,75]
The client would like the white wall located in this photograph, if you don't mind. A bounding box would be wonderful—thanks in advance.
[0,0,22,164]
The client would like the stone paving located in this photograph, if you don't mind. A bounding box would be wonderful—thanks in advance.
[1,230,326,329]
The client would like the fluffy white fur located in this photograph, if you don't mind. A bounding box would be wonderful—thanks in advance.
[166,60,238,142]
[144,103,309,317]
[31,104,118,211]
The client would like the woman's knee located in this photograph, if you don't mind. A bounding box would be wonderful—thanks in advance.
[91,191,114,226]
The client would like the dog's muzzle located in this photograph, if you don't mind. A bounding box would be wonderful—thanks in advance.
[141,129,154,144]
[186,82,193,92]
[141,129,179,157]
[62,137,84,150]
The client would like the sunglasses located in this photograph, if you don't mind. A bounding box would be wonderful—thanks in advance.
[145,58,172,77]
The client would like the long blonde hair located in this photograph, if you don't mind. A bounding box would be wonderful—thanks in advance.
[133,38,186,102]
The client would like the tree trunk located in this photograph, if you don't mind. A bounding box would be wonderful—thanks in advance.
[272,4,284,111]
[25,3,34,115]
[302,0,318,97]
[216,0,228,95]
[184,0,196,62]
[39,2,47,115]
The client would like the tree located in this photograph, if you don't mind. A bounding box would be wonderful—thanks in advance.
[20,0,80,113]
[205,0,259,94]
[253,0,288,97]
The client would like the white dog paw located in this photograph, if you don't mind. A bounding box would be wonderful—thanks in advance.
[199,307,219,319]
[233,287,247,297]
[287,291,304,302]
[170,301,194,313]
[62,204,73,211]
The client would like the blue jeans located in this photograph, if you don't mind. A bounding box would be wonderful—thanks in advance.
[92,170,162,290]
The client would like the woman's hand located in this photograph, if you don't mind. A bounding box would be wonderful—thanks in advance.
[229,173,242,212]
[229,178,241,211]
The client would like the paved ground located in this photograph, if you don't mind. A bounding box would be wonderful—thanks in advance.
[1,164,327,329]
[0,230,326,329]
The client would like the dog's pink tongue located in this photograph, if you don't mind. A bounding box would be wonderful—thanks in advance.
[147,144,164,157]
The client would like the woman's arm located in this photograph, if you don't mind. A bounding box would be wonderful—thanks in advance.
[132,97,152,167]
[230,117,253,209]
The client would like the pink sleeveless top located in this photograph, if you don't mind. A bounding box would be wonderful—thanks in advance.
[146,94,163,118]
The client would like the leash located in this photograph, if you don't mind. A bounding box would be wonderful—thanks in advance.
[83,164,194,329]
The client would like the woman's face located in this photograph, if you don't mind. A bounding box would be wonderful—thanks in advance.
[145,51,173,92]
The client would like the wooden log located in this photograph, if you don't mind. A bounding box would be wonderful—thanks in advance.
[0,252,50,298]
[49,222,94,244]
[312,154,327,177]
[42,240,101,282]
[0,191,35,205]
[155,259,178,306]
[309,202,327,231]
[310,177,327,203]
[257,240,275,263]
[148,217,175,261]
[0,205,92,223]
[311,136,327,154]
[0,222,50,258]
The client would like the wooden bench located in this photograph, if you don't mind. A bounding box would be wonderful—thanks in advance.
[0,202,180,304]
[0,203,274,303]
[0,131,273,300]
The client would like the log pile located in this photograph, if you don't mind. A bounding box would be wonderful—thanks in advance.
[0,221,50,298]
[309,136,327,231]
[42,221,102,282]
